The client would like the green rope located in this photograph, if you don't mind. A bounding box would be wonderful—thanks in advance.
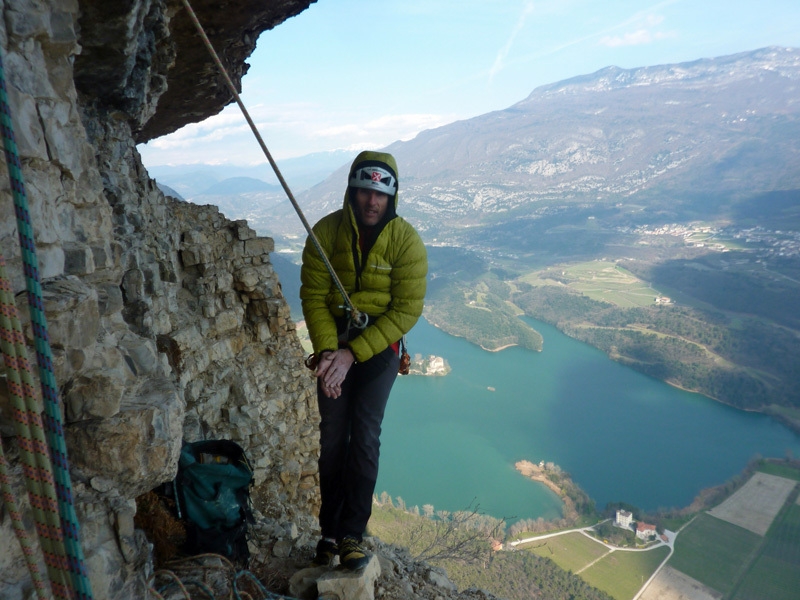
[0,48,92,599]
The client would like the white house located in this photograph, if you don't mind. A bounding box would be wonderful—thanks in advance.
[615,510,633,528]
[636,522,657,540]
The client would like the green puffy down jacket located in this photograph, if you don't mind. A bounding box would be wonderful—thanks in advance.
[300,154,427,363]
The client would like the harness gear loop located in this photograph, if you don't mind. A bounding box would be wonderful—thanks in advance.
[178,0,366,327]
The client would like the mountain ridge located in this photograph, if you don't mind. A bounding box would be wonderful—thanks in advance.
[151,47,800,242]
[272,46,800,239]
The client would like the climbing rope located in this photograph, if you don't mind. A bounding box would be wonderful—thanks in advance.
[0,49,93,599]
[0,256,72,600]
[150,554,300,600]
[178,0,367,329]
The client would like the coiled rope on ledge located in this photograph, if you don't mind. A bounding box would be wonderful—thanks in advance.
[178,0,367,329]
[149,553,300,600]
[0,48,93,599]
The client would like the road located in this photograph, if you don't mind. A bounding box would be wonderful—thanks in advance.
[507,520,688,599]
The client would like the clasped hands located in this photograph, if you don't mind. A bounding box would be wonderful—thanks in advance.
[315,348,355,398]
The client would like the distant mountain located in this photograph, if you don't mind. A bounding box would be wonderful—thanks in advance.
[200,177,280,195]
[156,182,184,200]
[283,47,800,243]
[146,151,360,236]
[146,149,357,196]
[152,169,221,198]
[149,47,800,251]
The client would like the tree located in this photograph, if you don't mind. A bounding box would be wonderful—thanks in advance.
[409,502,505,565]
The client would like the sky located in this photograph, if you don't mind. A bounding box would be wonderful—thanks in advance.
[137,0,800,168]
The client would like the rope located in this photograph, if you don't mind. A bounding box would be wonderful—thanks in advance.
[0,456,49,598]
[178,0,367,329]
[0,49,93,598]
[152,554,300,600]
[0,256,70,600]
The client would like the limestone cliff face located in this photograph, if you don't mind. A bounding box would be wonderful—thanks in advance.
[0,1,318,598]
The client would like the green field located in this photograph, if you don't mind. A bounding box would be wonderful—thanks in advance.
[669,513,761,595]
[731,503,800,600]
[519,260,664,308]
[757,461,800,481]
[581,546,670,600]
[521,531,670,600]
[522,532,609,573]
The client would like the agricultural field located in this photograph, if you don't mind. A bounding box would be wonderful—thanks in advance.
[519,260,667,308]
[667,467,800,600]
[519,531,671,600]
[730,503,800,600]
[756,459,800,481]
[669,513,761,595]
[522,531,608,573]
[707,472,797,535]
[580,546,670,600]
[639,566,721,600]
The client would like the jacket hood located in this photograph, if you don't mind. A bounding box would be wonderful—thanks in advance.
[345,151,400,218]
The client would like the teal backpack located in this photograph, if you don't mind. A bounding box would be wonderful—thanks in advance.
[175,440,254,565]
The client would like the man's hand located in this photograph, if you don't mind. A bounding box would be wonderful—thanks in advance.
[316,348,355,398]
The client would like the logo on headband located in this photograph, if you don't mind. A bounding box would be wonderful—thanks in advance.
[349,165,397,195]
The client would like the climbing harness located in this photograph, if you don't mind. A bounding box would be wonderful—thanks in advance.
[179,0,367,332]
[1,50,93,599]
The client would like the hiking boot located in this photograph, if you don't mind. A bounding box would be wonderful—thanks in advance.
[339,536,370,571]
[311,538,338,567]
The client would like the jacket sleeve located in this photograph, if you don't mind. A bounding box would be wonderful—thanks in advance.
[300,218,340,355]
[348,225,428,362]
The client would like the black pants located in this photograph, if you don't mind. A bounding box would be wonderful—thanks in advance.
[317,346,400,541]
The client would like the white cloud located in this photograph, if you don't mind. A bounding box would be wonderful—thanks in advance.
[317,113,454,144]
[490,1,536,81]
[599,28,675,47]
[598,11,676,47]
[139,108,455,166]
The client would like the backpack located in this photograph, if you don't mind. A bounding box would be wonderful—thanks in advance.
[174,439,254,565]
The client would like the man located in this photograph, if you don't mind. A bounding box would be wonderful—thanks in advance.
[300,150,427,570]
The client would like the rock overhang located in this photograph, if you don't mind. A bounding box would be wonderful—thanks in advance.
[72,0,317,142]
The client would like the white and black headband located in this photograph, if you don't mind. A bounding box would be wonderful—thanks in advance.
[349,164,397,196]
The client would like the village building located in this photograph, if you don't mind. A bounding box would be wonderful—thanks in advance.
[615,509,633,528]
[636,522,657,540]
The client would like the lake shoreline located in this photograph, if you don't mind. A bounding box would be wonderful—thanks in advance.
[378,316,800,521]
[515,460,579,523]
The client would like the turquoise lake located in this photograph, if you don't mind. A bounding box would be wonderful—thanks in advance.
[375,316,800,522]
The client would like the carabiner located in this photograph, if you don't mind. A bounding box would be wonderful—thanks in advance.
[351,311,369,329]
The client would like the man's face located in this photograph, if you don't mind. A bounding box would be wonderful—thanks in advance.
[353,188,389,226]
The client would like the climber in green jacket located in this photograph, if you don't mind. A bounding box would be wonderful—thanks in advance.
[300,150,427,570]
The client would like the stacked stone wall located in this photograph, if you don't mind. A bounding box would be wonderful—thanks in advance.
[0,1,319,597]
